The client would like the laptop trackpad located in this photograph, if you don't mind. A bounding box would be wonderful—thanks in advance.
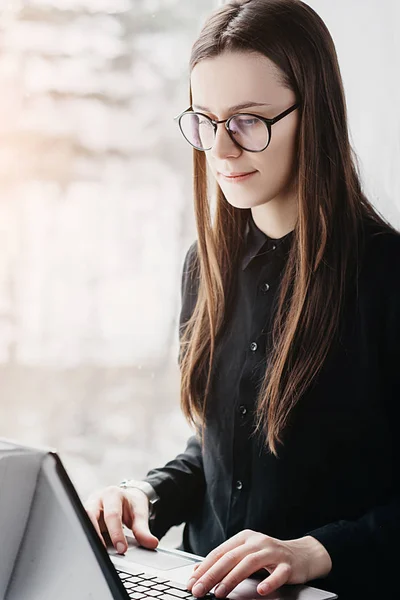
[108,537,197,571]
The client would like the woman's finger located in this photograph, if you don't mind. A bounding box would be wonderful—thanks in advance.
[102,491,127,554]
[213,550,273,598]
[187,534,246,588]
[128,490,159,550]
[190,546,251,597]
[84,495,108,545]
[257,562,291,596]
[86,505,107,548]
[121,494,134,531]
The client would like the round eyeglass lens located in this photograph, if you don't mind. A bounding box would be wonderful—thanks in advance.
[179,113,214,150]
[229,114,270,151]
[179,112,270,151]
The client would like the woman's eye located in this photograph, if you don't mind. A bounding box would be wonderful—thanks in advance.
[233,116,258,127]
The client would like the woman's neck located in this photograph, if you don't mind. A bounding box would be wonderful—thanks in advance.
[251,194,297,239]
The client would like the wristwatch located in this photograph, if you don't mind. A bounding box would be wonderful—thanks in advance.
[119,479,160,518]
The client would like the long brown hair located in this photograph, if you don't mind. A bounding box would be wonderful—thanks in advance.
[179,0,395,457]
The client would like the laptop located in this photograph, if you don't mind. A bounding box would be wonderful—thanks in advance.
[0,437,338,600]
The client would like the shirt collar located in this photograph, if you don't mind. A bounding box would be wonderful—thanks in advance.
[241,212,295,270]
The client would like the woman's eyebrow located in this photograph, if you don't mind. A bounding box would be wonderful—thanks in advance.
[192,101,271,112]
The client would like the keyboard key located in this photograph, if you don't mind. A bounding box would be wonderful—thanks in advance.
[153,585,170,592]
[129,594,147,600]
[118,569,145,577]
[145,590,164,597]
[139,581,159,588]
[169,582,191,592]
[166,590,192,598]
[133,585,150,593]
[119,572,132,580]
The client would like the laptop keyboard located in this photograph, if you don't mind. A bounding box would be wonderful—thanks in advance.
[116,568,216,600]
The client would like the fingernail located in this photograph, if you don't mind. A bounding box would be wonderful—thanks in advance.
[116,542,126,554]
[187,578,196,589]
[193,583,205,597]
[215,584,227,597]
[258,584,269,595]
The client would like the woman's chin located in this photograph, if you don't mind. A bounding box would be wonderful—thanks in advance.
[222,195,262,210]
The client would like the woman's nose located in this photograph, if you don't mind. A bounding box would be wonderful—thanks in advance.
[210,124,242,160]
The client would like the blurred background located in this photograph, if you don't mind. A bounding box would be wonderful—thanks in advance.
[0,0,399,548]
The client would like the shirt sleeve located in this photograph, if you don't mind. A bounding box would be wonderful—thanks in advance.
[142,241,205,540]
[306,261,400,595]
[306,494,400,593]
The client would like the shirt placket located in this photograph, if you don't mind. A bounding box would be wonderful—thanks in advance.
[226,241,282,538]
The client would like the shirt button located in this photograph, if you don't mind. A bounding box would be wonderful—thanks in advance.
[271,244,277,251]
[235,480,243,490]
[260,282,270,293]
[239,405,247,416]
[250,341,258,352]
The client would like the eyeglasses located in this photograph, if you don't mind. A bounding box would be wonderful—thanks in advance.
[174,103,300,153]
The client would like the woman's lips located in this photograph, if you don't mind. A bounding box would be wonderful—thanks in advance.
[218,171,257,182]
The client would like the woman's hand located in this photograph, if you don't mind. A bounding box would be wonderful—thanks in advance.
[84,485,159,554]
[186,530,332,598]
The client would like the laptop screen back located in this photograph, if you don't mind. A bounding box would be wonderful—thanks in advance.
[4,449,127,600]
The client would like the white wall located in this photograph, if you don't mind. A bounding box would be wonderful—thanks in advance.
[306,0,400,226]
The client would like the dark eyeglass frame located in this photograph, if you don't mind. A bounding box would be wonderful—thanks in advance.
[173,102,300,152]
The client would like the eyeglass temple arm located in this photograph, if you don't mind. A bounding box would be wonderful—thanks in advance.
[269,103,300,125]
[173,106,192,120]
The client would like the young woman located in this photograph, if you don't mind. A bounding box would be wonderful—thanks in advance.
[85,1,400,599]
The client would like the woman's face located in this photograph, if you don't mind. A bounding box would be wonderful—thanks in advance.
[190,50,300,211]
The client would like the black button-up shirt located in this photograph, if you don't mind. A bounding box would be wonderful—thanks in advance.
[144,212,400,600]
